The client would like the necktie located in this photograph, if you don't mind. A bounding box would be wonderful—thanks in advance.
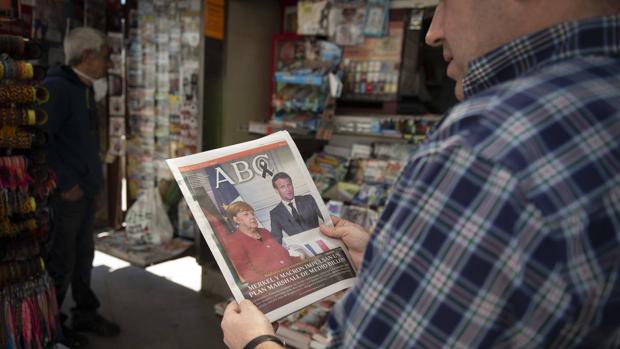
[288,202,301,223]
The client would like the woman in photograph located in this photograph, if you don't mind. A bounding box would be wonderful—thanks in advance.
[225,201,300,283]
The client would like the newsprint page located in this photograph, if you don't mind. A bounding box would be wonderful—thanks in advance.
[166,131,356,321]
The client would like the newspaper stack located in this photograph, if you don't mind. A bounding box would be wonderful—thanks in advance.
[276,291,344,349]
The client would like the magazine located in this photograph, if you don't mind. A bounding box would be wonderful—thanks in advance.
[166,131,357,321]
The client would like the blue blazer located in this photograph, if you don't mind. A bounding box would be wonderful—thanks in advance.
[269,194,324,244]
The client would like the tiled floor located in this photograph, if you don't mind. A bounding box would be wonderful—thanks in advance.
[60,252,228,349]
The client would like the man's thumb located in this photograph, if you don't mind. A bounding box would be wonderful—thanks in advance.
[320,224,341,239]
[238,299,258,312]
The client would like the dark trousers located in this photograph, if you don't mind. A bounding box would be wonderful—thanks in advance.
[46,195,100,323]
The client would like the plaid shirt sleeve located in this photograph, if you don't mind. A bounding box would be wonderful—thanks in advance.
[327,139,619,348]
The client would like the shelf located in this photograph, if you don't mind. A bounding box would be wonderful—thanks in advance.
[390,0,439,9]
[248,121,327,141]
[334,131,404,140]
[340,94,398,103]
[274,72,325,86]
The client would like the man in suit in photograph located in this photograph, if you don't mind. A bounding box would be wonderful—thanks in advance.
[269,172,324,244]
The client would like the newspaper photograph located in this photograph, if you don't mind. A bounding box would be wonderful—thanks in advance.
[166,131,356,321]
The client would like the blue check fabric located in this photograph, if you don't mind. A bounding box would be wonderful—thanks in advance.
[327,15,620,348]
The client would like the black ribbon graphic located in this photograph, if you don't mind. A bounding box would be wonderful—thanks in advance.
[256,157,273,178]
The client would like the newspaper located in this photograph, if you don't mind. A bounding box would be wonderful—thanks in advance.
[166,131,356,321]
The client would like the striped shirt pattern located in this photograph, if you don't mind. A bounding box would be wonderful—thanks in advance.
[327,15,620,348]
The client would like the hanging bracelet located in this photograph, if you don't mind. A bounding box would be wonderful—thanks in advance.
[243,335,285,349]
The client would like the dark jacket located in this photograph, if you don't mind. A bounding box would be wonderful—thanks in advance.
[269,194,324,244]
[42,65,103,197]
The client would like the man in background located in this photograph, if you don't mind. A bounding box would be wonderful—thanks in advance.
[43,27,120,347]
[269,172,324,244]
[221,1,620,348]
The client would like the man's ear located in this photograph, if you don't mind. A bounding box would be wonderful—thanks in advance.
[80,50,92,64]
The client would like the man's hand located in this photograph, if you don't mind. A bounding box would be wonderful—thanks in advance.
[61,184,84,202]
[221,300,277,349]
[320,216,370,270]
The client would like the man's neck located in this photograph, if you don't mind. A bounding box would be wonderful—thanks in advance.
[72,65,94,86]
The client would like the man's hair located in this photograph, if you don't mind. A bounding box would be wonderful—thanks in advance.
[64,27,107,66]
[272,172,292,188]
[226,201,255,219]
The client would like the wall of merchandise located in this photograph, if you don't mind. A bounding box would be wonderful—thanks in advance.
[0,34,60,349]
[125,0,202,200]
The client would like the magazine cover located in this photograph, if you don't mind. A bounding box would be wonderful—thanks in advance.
[166,131,356,321]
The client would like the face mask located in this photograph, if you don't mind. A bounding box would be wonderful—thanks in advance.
[73,67,108,102]
[92,78,108,102]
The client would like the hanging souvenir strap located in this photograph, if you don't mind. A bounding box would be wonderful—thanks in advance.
[0,237,40,263]
[0,272,59,349]
[0,155,37,221]
[0,217,38,238]
[0,296,6,348]
[2,297,17,349]
[0,35,42,60]
[0,59,31,81]
[0,127,48,149]
[0,109,47,127]
[0,257,44,289]
[0,191,37,218]
[0,58,47,83]
[30,165,56,200]
[0,156,31,190]
[0,85,49,105]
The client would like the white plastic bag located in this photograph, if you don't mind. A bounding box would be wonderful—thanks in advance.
[124,188,173,246]
[177,198,196,239]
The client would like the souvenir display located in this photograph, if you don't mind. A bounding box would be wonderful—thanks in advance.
[297,0,329,36]
[341,20,404,99]
[126,0,201,200]
[328,6,365,46]
[363,0,389,36]
[0,33,60,349]
[271,38,342,140]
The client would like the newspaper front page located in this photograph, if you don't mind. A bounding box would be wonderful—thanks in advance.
[166,132,356,321]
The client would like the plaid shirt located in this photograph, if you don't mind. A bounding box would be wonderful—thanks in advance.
[328,15,620,348]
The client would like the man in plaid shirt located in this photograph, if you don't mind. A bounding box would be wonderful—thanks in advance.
[221,1,620,348]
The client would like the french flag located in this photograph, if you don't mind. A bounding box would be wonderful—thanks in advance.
[304,239,330,256]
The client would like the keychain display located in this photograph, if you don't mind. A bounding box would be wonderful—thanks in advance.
[0,32,59,348]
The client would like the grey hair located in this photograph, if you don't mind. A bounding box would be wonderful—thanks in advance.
[63,27,107,66]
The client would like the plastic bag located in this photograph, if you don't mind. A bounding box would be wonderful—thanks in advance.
[124,187,173,246]
[177,198,196,239]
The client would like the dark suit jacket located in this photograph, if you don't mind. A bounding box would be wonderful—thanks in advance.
[269,194,324,244]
